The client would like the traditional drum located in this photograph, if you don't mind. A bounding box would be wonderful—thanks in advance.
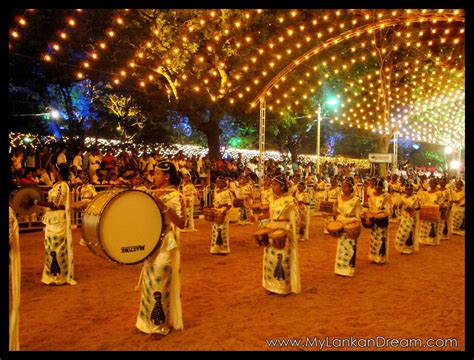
[10,185,43,216]
[252,228,272,247]
[373,212,389,228]
[344,221,361,240]
[212,209,226,225]
[202,206,215,222]
[81,189,164,265]
[319,201,336,213]
[233,198,245,208]
[419,205,440,222]
[269,228,289,249]
[250,202,263,214]
[326,221,344,238]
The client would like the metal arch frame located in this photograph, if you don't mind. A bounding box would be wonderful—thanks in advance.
[248,11,464,113]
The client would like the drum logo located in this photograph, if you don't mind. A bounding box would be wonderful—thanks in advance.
[121,245,145,253]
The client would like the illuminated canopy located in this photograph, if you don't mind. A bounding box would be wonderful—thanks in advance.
[9,9,464,148]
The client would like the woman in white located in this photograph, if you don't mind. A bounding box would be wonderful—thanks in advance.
[253,175,301,296]
[181,173,198,232]
[323,177,341,234]
[294,182,310,241]
[394,183,421,254]
[258,175,273,228]
[333,179,362,277]
[449,180,465,236]
[39,164,76,285]
[417,178,444,246]
[314,176,327,214]
[363,178,392,264]
[437,178,452,240]
[237,176,253,225]
[388,174,402,222]
[136,161,185,336]
[9,206,20,350]
[210,176,233,254]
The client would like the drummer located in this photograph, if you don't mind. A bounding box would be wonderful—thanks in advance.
[210,176,233,255]
[237,175,253,225]
[394,183,421,254]
[39,164,76,285]
[363,178,392,264]
[388,174,402,222]
[314,175,327,215]
[437,177,452,240]
[136,160,185,336]
[449,179,465,236]
[9,206,20,350]
[75,174,98,246]
[323,177,341,234]
[251,174,301,296]
[332,178,363,277]
[417,178,443,246]
[180,173,198,233]
[257,175,273,228]
[294,182,310,242]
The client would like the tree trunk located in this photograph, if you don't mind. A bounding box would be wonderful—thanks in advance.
[206,126,222,162]
[378,135,391,177]
[287,136,300,163]
[192,105,222,162]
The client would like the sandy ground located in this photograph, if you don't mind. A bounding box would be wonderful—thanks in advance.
[14,214,464,351]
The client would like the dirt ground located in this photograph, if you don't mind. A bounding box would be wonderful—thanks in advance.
[15,214,465,351]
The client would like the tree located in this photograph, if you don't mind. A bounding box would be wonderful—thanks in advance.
[98,92,146,141]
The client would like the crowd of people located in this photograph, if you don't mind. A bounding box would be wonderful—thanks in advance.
[9,142,465,344]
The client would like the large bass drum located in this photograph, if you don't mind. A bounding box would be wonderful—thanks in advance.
[81,189,164,265]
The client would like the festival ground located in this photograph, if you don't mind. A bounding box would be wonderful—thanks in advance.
[17,215,464,351]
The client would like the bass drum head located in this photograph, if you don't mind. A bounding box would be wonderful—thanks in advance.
[100,190,163,264]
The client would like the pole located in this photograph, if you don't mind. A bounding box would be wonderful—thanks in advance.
[393,130,399,174]
[259,97,266,191]
[316,103,321,176]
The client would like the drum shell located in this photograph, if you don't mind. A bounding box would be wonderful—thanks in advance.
[233,198,245,208]
[202,207,215,222]
[374,214,389,228]
[269,228,288,249]
[326,221,344,238]
[319,201,335,213]
[361,217,374,228]
[344,222,361,240]
[419,205,440,222]
[252,228,272,247]
[212,209,226,225]
[81,189,164,264]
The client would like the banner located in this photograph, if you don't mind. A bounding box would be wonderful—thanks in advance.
[368,153,393,163]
